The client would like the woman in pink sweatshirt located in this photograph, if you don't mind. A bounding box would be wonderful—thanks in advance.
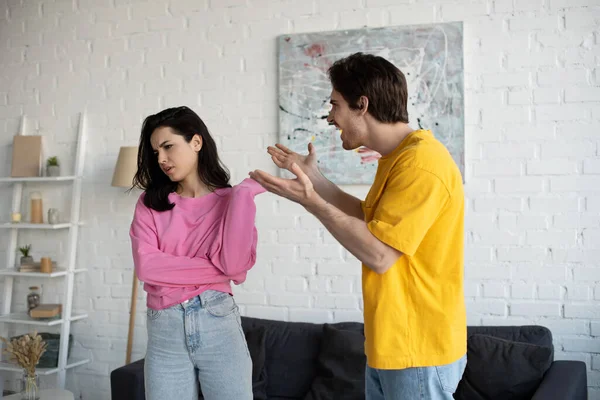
[129,106,265,400]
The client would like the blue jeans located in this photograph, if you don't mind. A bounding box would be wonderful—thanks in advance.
[366,355,467,400]
[144,290,252,400]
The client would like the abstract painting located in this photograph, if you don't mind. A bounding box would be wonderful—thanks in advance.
[277,22,464,184]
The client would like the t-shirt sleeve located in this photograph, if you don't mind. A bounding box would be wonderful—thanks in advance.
[367,166,450,257]
[360,199,367,219]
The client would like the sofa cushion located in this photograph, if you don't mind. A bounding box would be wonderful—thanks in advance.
[110,358,145,400]
[242,317,323,399]
[246,325,268,400]
[454,334,553,400]
[467,325,553,348]
[303,323,366,400]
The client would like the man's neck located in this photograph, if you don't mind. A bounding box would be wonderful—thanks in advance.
[365,122,416,157]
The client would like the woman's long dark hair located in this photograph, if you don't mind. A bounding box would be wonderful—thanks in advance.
[132,106,231,211]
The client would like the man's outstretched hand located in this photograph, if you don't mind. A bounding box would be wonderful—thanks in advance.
[267,142,319,178]
[249,162,324,211]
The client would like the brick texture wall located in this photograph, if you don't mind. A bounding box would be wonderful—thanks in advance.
[0,0,599,398]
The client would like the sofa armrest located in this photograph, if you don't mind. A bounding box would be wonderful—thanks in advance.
[110,359,146,400]
[531,360,587,400]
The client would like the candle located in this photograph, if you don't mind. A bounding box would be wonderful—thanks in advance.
[40,257,52,273]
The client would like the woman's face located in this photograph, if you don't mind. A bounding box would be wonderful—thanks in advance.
[150,127,202,183]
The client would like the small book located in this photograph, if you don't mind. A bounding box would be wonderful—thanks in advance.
[18,266,40,272]
[29,304,62,319]
[11,135,42,177]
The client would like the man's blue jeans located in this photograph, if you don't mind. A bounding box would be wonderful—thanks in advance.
[366,355,467,400]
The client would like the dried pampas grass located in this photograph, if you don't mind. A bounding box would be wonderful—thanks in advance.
[0,331,48,376]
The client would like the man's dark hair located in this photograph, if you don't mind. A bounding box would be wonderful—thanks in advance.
[328,52,409,124]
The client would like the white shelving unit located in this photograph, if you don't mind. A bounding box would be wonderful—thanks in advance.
[0,113,90,389]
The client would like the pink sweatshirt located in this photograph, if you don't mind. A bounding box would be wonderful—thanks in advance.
[129,178,266,310]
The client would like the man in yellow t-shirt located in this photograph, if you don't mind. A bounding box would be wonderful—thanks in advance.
[250,52,467,400]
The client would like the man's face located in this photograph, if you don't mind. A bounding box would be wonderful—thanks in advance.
[327,89,365,151]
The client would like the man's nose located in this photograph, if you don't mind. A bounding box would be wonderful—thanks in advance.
[326,109,334,124]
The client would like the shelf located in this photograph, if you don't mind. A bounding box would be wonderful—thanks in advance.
[0,312,63,326]
[0,269,67,278]
[0,358,89,375]
[0,360,59,375]
[0,268,87,278]
[1,112,90,388]
[0,222,74,229]
[65,358,90,370]
[0,312,88,326]
[69,313,88,322]
[0,176,78,183]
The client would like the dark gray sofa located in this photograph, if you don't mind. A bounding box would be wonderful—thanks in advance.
[110,316,587,400]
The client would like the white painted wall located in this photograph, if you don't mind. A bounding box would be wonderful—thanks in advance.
[0,0,599,398]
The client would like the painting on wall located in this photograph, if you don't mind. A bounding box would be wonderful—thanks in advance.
[277,22,464,184]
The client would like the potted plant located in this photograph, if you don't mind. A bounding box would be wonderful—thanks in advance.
[1,331,48,400]
[46,156,60,177]
[19,245,33,266]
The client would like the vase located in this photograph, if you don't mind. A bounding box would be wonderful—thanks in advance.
[20,256,33,266]
[27,286,40,312]
[47,165,60,176]
[29,192,43,224]
[47,208,59,224]
[20,372,39,400]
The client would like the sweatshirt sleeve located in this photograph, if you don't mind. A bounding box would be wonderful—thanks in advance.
[130,194,241,287]
[208,178,266,276]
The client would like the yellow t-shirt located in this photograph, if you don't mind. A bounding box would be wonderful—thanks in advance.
[361,129,466,369]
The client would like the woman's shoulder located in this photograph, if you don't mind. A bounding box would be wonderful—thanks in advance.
[134,191,169,214]
[207,179,264,197]
[233,178,266,196]
[132,192,152,216]
[133,191,146,207]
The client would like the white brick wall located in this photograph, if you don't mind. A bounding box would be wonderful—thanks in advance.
[0,0,599,398]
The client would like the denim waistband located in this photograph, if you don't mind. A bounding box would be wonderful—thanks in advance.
[178,290,230,310]
[180,295,201,309]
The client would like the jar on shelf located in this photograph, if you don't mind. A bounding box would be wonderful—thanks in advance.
[11,211,21,223]
[47,208,59,225]
[29,192,43,224]
[27,287,40,313]
[21,371,39,400]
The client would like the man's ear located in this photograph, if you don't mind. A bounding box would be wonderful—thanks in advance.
[192,134,203,152]
[358,96,369,116]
